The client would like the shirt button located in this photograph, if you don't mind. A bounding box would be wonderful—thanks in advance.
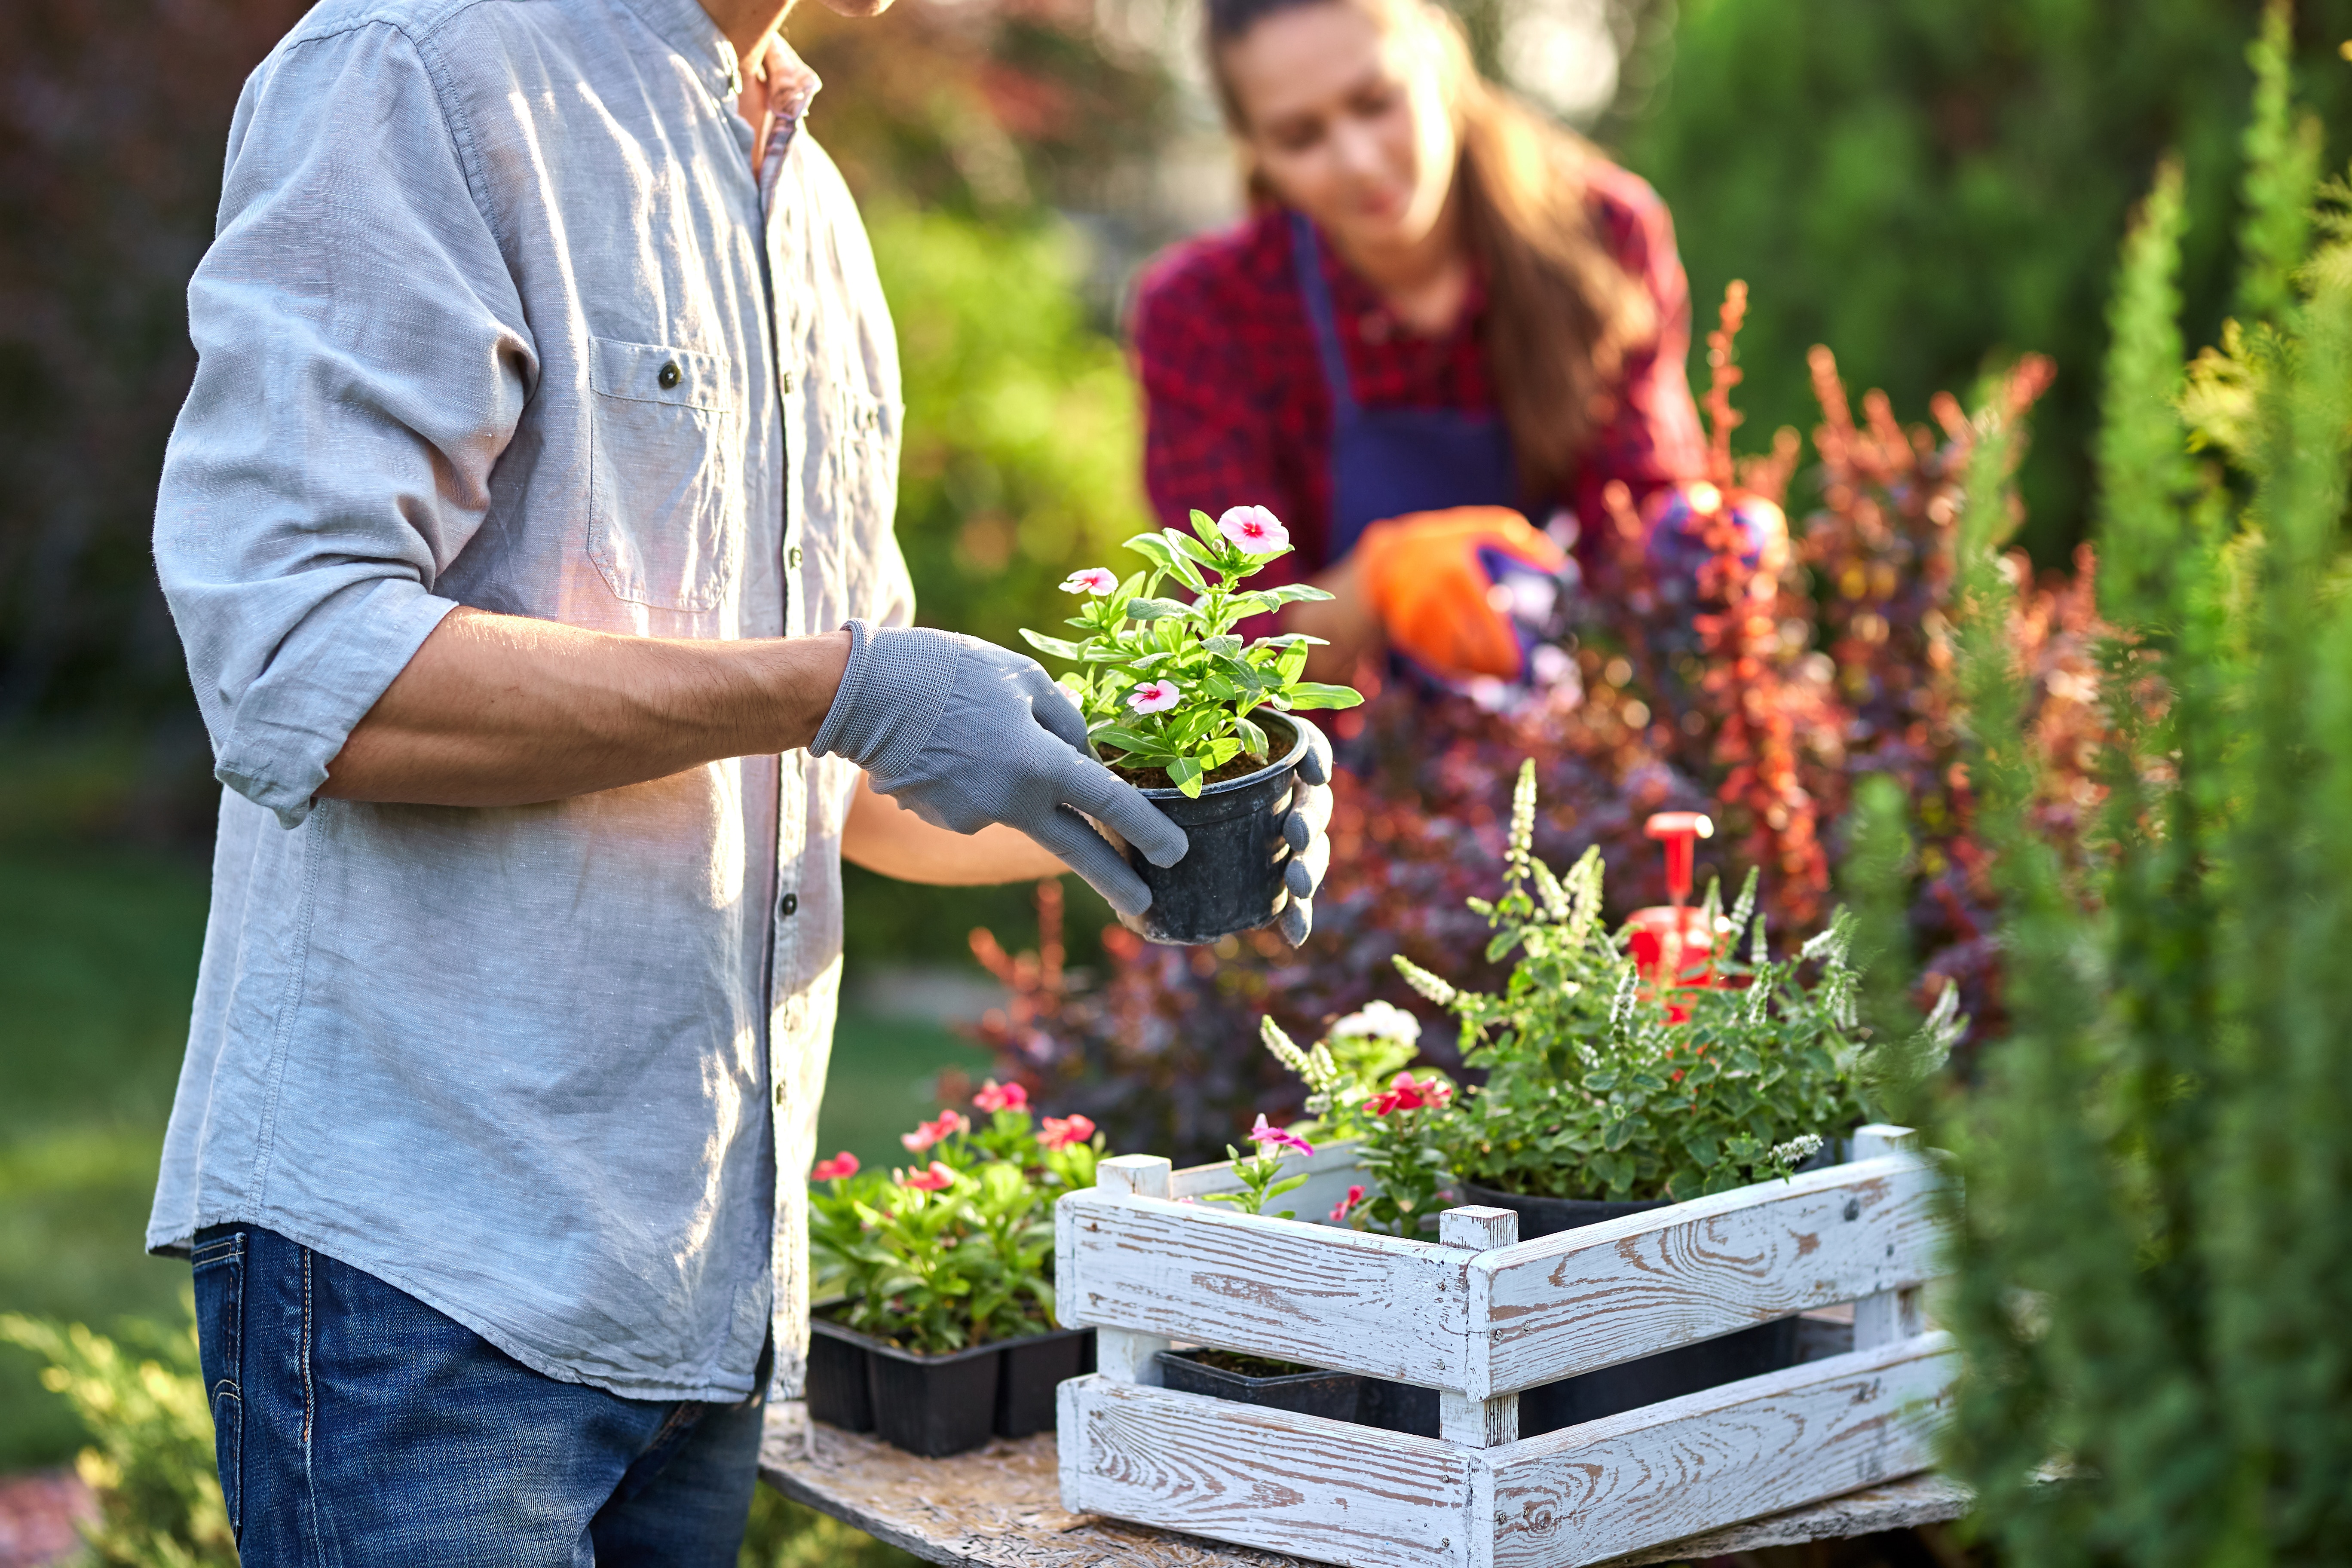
[778,891,798,917]
[781,370,796,393]
[658,361,681,389]
[788,545,803,568]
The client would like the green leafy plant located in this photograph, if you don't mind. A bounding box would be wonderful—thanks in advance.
[0,1306,236,1568]
[1396,760,1937,1204]
[1259,1010,1455,1237]
[1203,1116,1314,1219]
[1021,506,1362,796]
[806,1081,1105,1354]
[1932,12,2352,1559]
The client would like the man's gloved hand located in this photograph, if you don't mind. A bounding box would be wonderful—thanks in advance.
[1273,720,1334,946]
[1354,507,1571,680]
[812,620,1188,918]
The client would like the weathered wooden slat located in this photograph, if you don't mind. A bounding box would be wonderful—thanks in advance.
[1058,1190,1470,1385]
[1469,1156,1945,1396]
[1060,1376,1477,1568]
[1485,1334,1956,1568]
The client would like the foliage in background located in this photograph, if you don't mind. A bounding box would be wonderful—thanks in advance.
[0,1309,233,1567]
[1937,14,2352,1558]
[1623,0,2352,566]
[978,295,2108,1164]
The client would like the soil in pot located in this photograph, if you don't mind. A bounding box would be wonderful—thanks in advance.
[993,1326,1094,1439]
[806,1314,875,1433]
[1156,1348,1365,1423]
[1108,715,1310,946]
[1455,1179,1805,1436]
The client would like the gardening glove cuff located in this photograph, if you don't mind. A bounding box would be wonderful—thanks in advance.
[812,620,1188,919]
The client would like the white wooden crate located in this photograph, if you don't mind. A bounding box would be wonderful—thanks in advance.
[1055,1126,1954,1568]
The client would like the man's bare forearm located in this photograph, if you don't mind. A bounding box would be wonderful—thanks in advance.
[319,607,853,807]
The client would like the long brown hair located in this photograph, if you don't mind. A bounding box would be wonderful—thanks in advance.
[1205,0,1656,499]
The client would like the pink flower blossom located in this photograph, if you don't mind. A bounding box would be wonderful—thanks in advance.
[1128,680,1181,714]
[1246,1114,1314,1157]
[1367,1073,1452,1117]
[1060,567,1118,595]
[1329,1183,1367,1223]
[811,1151,860,1182]
[1217,505,1290,553]
[897,1161,956,1192]
[973,1078,1028,1113]
[900,1109,971,1153]
[1040,1113,1096,1150]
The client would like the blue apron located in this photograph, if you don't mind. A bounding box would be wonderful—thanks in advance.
[1289,211,1522,562]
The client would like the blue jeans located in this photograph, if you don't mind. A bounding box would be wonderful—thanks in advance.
[191,1225,765,1566]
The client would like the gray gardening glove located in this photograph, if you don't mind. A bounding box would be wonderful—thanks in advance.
[1273,721,1335,947]
[813,620,1187,918]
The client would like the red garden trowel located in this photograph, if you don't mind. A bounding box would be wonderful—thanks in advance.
[1626,811,1724,1015]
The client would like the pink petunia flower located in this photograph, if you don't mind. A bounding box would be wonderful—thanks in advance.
[1040,1113,1096,1150]
[1128,680,1181,714]
[897,1161,956,1192]
[1217,505,1290,554]
[900,1109,971,1153]
[1060,567,1119,595]
[973,1078,1029,1113]
[1329,1183,1367,1223]
[811,1151,860,1182]
[1246,1113,1314,1157]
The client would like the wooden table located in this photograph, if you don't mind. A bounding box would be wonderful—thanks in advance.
[759,1414,1971,1568]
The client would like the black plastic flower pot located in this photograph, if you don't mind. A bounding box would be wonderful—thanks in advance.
[805,1314,875,1433]
[1455,1179,1804,1437]
[993,1326,1094,1439]
[863,1334,1004,1459]
[1110,715,1311,947]
[1361,1376,1441,1438]
[1156,1348,1366,1423]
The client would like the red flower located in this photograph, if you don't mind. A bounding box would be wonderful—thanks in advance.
[973,1078,1029,1113]
[900,1110,971,1153]
[1040,1113,1096,1150]
[1367,1072,1452,1116]
[810,1152,859,1182]
[1329,1183,1367,1222]
[897,1161,956,1192]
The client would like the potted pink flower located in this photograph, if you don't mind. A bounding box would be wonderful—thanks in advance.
[1024,506,1362,944]
[805,1080,1109,1456]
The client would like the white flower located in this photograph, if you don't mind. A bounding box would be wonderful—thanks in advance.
[1217,505,1290,553]
[1060,567,1118,595]
[1329,999,1421,1045]
[1128,679,1181,714]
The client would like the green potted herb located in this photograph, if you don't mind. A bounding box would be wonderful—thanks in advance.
[1023,505,1362,944]
[805,1080,1107,1456]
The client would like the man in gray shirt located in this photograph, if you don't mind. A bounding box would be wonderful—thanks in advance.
[147,0,1330,1555]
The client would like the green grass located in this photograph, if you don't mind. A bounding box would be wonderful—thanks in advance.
[0,801,981,1566]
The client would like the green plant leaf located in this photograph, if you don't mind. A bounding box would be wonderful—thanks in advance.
[1019,630,1086,660]
[1278,682,1365,710]
[1124,597,1187,621]
[1189,508,1223,547]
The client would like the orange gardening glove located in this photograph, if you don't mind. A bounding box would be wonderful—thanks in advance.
[1353,507,1570,680]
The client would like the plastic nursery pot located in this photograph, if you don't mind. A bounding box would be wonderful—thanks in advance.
[805,1314,876,1433]
[1455,1180,1804,1437]
[993,1326,1094,1439]
[1109,714,1311,947]
[1156,1348,1365,1424]
[1360,1377,1441,1438]
[863,1334,1004,1459]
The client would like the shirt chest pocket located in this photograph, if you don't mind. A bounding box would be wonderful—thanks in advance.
[587,337,742,612]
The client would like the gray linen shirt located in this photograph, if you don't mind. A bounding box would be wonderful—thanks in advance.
[146,0,908,1404]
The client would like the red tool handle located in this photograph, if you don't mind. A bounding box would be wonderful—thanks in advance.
[1643,811,1714,909]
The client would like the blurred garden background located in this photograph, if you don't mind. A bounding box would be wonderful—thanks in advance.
[7,0,2352,1561]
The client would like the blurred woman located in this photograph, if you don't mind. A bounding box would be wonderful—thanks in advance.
[1130,0,1719,689]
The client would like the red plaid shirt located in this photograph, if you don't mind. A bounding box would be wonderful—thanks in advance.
[1130,159,1705,585]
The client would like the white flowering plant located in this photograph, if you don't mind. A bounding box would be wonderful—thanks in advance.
[1023,506,1363,796]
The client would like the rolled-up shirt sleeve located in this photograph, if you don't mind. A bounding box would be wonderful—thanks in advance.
[156,21,535,828]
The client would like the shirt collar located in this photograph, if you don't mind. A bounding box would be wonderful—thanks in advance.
[615,0,741,99]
